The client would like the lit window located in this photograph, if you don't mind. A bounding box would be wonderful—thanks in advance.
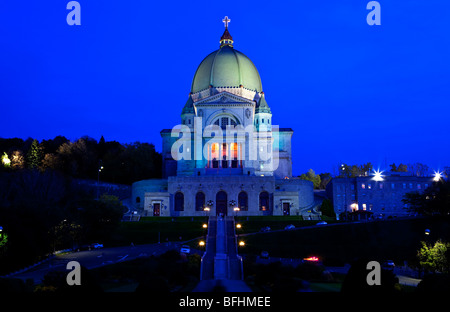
[259,191,270,211]
[368,183,372,189]
[362,204,367,210]
[361,183,366,189]
[391,183,395,189]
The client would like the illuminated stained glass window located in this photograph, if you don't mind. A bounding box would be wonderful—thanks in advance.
[259,191,269,211]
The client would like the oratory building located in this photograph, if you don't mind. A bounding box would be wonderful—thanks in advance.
[132,17,314,217]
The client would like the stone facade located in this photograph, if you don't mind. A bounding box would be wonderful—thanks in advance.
[132,176,314,217]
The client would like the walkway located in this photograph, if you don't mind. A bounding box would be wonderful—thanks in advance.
[193,216,251,292]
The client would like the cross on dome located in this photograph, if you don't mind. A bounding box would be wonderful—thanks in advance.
[222,16,231,28]
[220,16,233,48]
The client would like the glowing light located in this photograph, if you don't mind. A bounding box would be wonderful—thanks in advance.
[303,256,319,262]
[234,207,240,212]
[203,207,210,212]
[199,240,205,246]
[373,170,384,181]
[202,224,208,229]
[236,224,242,229]
[1,153,11,167]
[239,241,245,247]
[433,171,442,182]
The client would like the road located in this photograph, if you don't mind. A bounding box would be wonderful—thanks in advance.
[9,242,183,284]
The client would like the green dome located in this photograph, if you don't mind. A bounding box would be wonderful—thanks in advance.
[191,45,263,94]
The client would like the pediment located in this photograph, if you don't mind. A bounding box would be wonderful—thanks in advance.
[194,91,255,106]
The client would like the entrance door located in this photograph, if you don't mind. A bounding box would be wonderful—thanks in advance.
[153,203,160,216]
[216,191,228,216]
[283,203,290,216]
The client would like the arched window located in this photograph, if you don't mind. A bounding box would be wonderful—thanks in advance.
[195,192,205,211]
[238,191,248,211]
[174,192,184,211]
[259,191,270,211]
[212,115,239,129]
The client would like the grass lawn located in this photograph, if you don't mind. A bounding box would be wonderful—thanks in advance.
[309,282,342,292]
[240,216,450,265]
[105,217,208,246]
[235,216,341,234]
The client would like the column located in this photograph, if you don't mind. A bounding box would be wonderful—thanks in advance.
[226,143,231,168]
[207,143,210,168]
[219,143,222,168]
[237,143,241,168]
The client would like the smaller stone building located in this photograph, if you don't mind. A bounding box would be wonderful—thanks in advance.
[326,172,435,219]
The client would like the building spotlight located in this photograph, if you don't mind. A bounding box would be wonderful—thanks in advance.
[433,171,442,182]
[373,170,384,181]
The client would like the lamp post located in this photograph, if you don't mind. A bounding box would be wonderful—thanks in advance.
[97,160,104,200]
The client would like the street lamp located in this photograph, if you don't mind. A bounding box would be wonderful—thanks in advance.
[97,161,104,199]
[202,223,208,229]
[238,241,245,247]
[236,223,242,229]
[199,240,205,247]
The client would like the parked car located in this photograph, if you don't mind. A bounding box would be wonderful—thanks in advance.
[260,251,269,259]
[180,245,191,254]
[316,221,327,225]
[89,243,104,249]
[382,260,395,270]
[260,226,271,232]
[284,224,295,230]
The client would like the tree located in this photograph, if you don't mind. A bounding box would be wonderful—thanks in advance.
[337,162,373,177]
[299,169,321,189]
[1,152,10,168]
[402,179,450,216]
[11,150,25,170]
[26,139,43,169]
[389,163,408,172]
[417,240,450,274]
[319,173,332,189]
[320,199,335,218]
[407,162,430,177]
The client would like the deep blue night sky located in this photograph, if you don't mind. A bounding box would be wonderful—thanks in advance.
[1,1,449,175]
